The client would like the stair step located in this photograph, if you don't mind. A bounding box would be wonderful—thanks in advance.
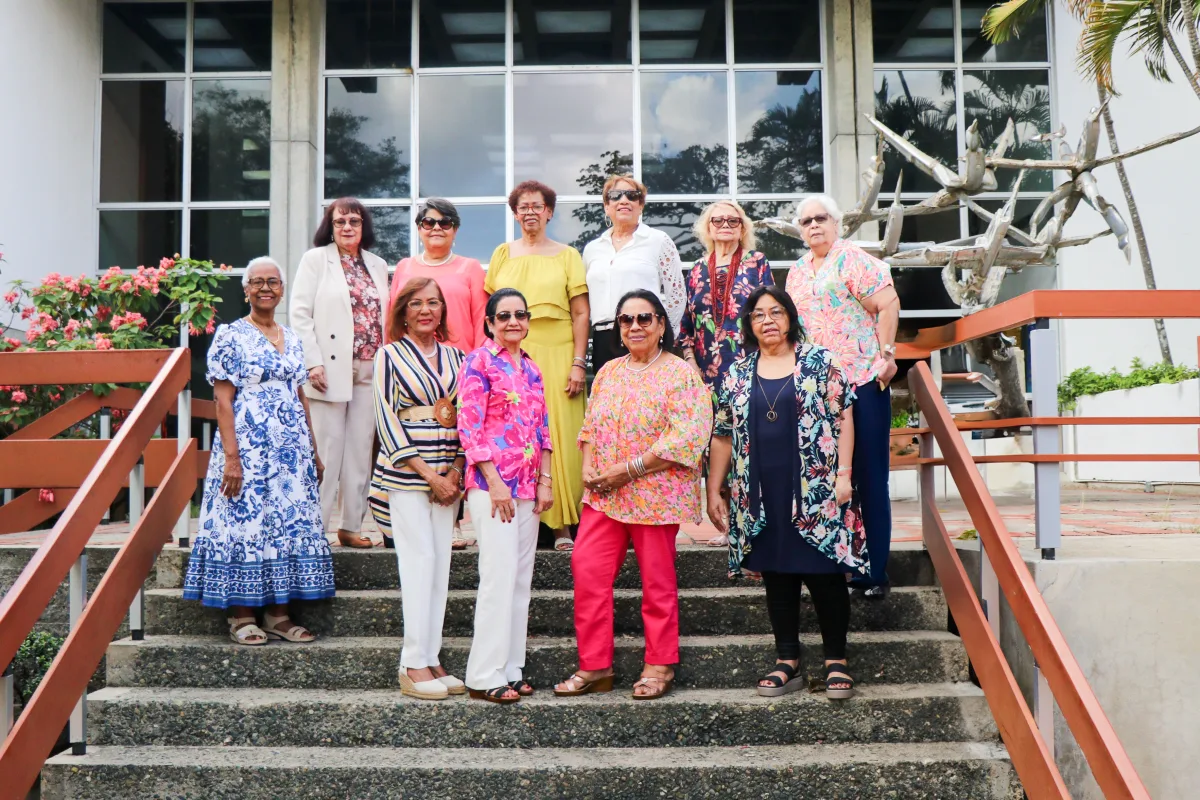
[152,543,937,591]
[145,586,947,638]
[87,683,997,748]
[106,632,969,690]
[42,743,1021,800]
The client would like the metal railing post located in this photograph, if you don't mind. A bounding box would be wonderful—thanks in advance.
[68,552,88,755]
[202,421,212,452]
[128,457,146,641]
[176,382,191,548]
[1034,659,1056,754]
[1030,319,1061,559]
[2,660,13,742]
[1,489,11,506]
[100,408,112,522]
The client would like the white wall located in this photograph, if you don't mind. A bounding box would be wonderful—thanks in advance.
[1052,9,1200,374]
[0,0,99,312]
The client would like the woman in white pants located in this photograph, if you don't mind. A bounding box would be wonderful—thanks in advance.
[372,277,466,701]
[291,198,390,548]
[457,288,554,704]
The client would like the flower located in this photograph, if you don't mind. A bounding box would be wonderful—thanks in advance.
[94,335,113,351]
[112,311,147,330]
[11,390,27,404]
[46,339,57,347]
[63,320,82,339]
[205,319,216,335]
[3,338,19,349]
[119,281,134,293]
[96,306,112,322]
[160,257,175,270]
[2,290,17,304]
[38,489,56,504]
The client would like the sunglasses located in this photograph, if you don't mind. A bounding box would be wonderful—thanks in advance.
[710,216,743,228]
[605,189,644,203]
[491,310,530,322]
[617,312,661,328]
[418,216,457,231]
[332,218,362,229]
[799,213,831,227]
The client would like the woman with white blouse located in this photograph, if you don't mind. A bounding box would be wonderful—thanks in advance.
[582,175,686,374]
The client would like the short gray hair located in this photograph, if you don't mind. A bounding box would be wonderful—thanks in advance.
[796,194,843,224]
[242,256,285,288]
[414,198,461,228]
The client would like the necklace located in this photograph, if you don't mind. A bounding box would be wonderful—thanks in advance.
[624,347,663,374]
[756,372,791,423]
[707,245,743,331]
[419,251,455,267]
[408,336,437,358]
[245,316,282,347]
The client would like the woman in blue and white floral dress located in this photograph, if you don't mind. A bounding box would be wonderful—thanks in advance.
[183,257,335,646]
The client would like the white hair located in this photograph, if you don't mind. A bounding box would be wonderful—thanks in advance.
[242,256,286,288]
[796,194,843,224]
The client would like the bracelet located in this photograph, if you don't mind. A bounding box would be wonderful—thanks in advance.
[837,467,851,474]
[572,356,587,366]
[626,461,635,481]
[446,466,462,477]
[632,456,648,478]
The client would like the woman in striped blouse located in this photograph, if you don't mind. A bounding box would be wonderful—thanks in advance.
[372,276,466,702]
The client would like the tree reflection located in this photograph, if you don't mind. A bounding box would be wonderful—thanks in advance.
[191,83,270,201]
[964,70,1052,190]
[736,89,824,193]
[324,107,411,200]
[873,72,958,193]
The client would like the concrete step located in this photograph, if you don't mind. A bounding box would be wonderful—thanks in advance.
[151,543,937,591]
[87,683,998,749]
[144,586,947,638]
[106,632,969,690]
[42,743,1022,800]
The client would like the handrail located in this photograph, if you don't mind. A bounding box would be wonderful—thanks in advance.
[910,361,1150,800]
[0,350,172,385]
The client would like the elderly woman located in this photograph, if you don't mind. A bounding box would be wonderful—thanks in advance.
[485,180,589,551]
[458,289,554,705]
[183,257,333,645]
[554,290,711,701]
[785,195,900,599]
[582,174,686,373]
[707,285,867,700]
[372,277,467,701]
[291,198,390,548]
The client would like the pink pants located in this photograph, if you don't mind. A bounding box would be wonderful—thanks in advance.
[572,504,680,669]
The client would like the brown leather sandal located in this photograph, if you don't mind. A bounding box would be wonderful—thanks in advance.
[468,686,520,705]
[631,674,674,701]
[553,672,614,697]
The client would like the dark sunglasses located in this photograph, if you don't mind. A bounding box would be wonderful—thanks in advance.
[605,189,644,203]
[491,310,530,322]
[418,217,457,231]
[617,312,661,328]
[799,213,831,227]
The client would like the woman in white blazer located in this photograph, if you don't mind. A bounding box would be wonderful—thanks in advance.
[290,198,391,548]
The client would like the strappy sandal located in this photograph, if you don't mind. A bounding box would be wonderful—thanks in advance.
[631,674,674,701]
[508,678,535,697]
[675,530,699,546]
[824,662,856,700]
[468,686,520,705]
[704,534,728,547]
[227,616,268,646]
[756,662,803,697]
[262,613,316,643]
[451,537,476,550]
[553,672,614,697]
[553,534,574,551]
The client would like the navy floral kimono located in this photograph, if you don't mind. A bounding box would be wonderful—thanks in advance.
[714,343,870,578]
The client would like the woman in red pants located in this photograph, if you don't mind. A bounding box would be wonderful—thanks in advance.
[553,289,712,701]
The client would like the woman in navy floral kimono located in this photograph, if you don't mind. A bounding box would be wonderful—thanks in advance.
[183,257,335,646]
[707,285,867,700]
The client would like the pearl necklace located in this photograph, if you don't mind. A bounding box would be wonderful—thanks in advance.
[624,348,663,373]
[419,251,456,267]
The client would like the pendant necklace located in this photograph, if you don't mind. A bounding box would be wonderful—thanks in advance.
[756,372,791,422]
[246,316,282,347]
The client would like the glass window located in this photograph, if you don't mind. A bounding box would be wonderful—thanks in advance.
[100,81,186,203]
[963,70,1051,190]
[732,0,821,64]
[190,208,270,268]
[735,70,823,193]
[871,0,955,63]
[961,0,1047,62]
[325,0,412,70]
[641,72,729,194]
[102,2,187,73]
[642,201,705,263]
[447,204,508,263]
[967,198,1039,238]
[513,72,634,194]
[187,275,251,400]
[873,70,957,193]
[889,208,965,311]
[192,2,273,72]
[548,203,605,252]
[191,79,272,201]
[741,201,807,262]
[418,74,506,198]
[366,206,412,264]
[892,267,959,310]
[419,0,506,67]
[638,0,726,64]
[99,210,183,270]
[514,1,633,65]
[325,76,412,200]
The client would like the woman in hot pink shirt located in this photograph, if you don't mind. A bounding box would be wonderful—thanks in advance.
[390,199,488,353]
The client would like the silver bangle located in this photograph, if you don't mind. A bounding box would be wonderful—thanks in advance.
[626,461,635,481]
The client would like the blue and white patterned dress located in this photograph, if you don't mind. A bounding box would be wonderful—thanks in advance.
[183,318,336,609]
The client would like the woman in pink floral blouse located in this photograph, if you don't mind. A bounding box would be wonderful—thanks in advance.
[553,289,712,702]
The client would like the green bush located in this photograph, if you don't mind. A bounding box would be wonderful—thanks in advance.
[12,630,64,706]
[1057,359,1199,411]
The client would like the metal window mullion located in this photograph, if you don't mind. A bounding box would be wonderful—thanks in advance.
[725,0,736,198]
[504,0,515,244]
[410,71,420,255]
[92,74,105,272]
[817,0,830,196]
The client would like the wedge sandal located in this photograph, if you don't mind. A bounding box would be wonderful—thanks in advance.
[756,662,803,697]
[399,670,449,701]
[631,674,674,701]
[824,662,855,700]
[553,672,614,697]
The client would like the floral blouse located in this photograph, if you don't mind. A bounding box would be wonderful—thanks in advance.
[678,250,774,391]
[785,239,893,386]
[714,343,869,578]
[579,355,712,526]
[340,253,382,361]
[457,338,552,500]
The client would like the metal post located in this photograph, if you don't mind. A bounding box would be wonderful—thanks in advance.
[176,382,191,548]
[68,553,88,755]
[1030,319,1061,559]
[980,546,1000,637]
[1033,660,1055,754]
[99,408,112,522]
[2,489,11,506]
[2,660,13,742]
[202,421,212,452]
[128,458,145,641]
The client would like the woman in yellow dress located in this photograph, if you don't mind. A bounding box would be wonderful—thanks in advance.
[485,180,589,550]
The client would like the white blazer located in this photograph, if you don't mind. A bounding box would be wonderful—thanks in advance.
[290,242,390,403]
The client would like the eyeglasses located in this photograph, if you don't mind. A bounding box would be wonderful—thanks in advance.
[710,216,743,229]
[799,213,831,227]
[332,218,363,229]
[418,217,457,231]
[406,299,443,311]
[247,278,282,290]
[516,204,547,215]
[617,312,661,328]
[491,310,530,322]
[750,307,788,324]
[605,189,644,203]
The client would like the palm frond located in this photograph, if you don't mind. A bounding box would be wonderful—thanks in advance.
[982,0,1049,43]
[1078,0,1163,89]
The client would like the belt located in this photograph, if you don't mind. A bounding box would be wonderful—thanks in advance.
[398,406,438,422]
[593,321,615,331]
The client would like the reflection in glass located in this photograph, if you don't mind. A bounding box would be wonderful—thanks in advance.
[419,75,505,197]
[963,70,1051,190]
[961,0,1048,63]
[642,202,705,263]
[325,0,412,69]
[98,210,182,271]
[639,0,725,64]
[100,81,185,202]
[103,3,187,73]
[871,0,954,63]
[450,205,508,264]
[514,1,632,65]
[873,70,957,193]
[741,202,808,262]
[190,209,270,269]
[325,76,412,200]
[550,203,606,253]
[192,2,273,71]
[513,73,634,194]
[191,79,271,201]
[732,0,821,63]
[890,206,964,311]
[188,275,251,401]
[419,0,506,67]
[735,71,823,193]
[365,206,412,265]
[641,72,728,194]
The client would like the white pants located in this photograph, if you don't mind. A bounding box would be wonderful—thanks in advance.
[465,490,539,690]
[388,490,459,669]
[310,358,375,533]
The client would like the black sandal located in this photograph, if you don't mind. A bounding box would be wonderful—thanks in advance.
[508,679,535,696]
[824,663,855,700]
[756,662,803,697]
[468,686,520,705]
